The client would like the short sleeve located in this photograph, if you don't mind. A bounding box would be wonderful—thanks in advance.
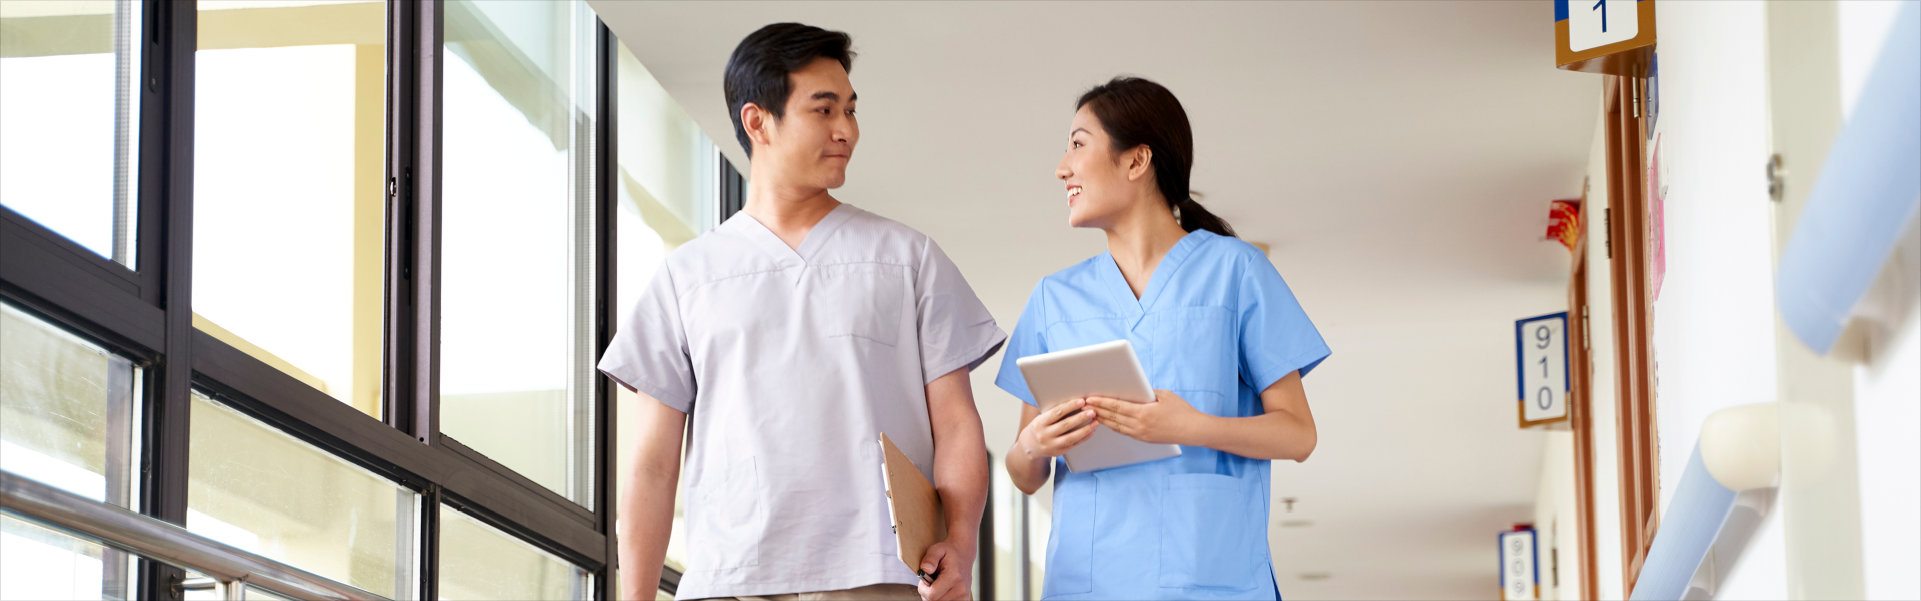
[1239,253,1331,393]
[992,281,1049,407]
[597,263,697,412]
[915,238,1008,385]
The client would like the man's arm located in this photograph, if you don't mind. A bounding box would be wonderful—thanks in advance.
[618,390,687,600]
[917,368,989,601]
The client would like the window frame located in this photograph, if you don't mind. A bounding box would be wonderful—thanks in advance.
[0,1,637,599]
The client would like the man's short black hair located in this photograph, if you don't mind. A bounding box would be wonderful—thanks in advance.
[723,23,855,158]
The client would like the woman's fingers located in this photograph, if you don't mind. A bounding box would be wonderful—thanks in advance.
[1042,408,1096,439]
[1058,418,1099,447]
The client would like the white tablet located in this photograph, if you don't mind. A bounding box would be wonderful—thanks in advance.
[1015,339,1181,472]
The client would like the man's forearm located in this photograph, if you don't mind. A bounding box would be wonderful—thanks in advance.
[933,425,989,548]
[618,462,679,600]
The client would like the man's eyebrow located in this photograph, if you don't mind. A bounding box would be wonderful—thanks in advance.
[810,91,842,102]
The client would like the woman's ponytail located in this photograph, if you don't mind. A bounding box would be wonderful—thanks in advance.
[1177,196,1235,238]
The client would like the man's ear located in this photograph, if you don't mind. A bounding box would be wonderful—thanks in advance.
[742,102,773,149]
[1126,145,1154,182]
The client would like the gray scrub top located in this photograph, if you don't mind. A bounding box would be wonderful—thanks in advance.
[598,203,1006,599]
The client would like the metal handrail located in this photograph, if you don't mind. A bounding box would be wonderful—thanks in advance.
[0,471,391,601]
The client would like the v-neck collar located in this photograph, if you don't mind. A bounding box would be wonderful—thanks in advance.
[727,202,856,268]
[1098,229,1211,326]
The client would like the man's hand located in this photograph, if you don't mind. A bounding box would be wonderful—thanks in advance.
[916,538,975,601]
[1086,389,1206,445]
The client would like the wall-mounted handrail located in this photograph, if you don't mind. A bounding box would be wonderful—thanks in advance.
[0,471,391,601]
[1629,404,1781,600]
[1774,1,1920,356]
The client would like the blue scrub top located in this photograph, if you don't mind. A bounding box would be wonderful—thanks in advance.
[995,230,1330,600]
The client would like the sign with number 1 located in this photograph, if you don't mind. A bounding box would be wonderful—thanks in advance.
[1515,312,1570,427]
[1553,0,1656,76]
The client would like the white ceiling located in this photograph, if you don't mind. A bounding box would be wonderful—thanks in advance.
[594,2,1599,598]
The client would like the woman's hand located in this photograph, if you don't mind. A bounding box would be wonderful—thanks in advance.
[1086,389,1207,445]
[1016,399,1099,460]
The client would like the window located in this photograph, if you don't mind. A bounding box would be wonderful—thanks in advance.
[439,0,600,505]
[1,1,636,598]
[0,302,138,507]
[0,0,143,267]
[0,514,136,601]
[438,504,590,600]
[609,38,723,578]
[191,0,388,418]
[187,391,419,599]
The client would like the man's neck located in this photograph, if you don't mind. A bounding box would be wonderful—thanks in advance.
[743,171,841,251]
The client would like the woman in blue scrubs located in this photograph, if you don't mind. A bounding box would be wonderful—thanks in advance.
[997,77,1330,600]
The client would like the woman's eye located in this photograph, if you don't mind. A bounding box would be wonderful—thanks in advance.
[1072,141,1082,149]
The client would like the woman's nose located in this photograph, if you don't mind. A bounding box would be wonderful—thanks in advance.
[1056,155,1071,180]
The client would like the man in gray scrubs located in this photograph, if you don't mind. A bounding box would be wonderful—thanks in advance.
[600,23,1004,601]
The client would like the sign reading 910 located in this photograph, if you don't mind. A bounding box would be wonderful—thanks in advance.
[1516,313,1569,424]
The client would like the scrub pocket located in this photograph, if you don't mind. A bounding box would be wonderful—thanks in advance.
[811,263,903,346]
[1158,473,1261,589]
[1151,306,1234,395]
[1042,475,1097,597]
[692,456,763,569]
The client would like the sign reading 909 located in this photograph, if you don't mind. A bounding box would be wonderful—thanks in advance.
[1515,312,1569,426]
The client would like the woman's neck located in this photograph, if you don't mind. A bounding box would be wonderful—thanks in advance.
[1103,194,1189,299]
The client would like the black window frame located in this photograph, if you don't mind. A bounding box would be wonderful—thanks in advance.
[0,1,644,599]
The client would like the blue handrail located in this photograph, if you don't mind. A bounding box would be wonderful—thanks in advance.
[1775,1,1921,355]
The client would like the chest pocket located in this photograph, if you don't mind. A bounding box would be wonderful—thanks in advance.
[1149,306,1235,395]
[808,263,904,346]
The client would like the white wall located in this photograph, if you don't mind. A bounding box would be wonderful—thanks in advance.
[1837,4,1921,599]
[1633,2,1794,598]
[1581,110,1628,601]
[1642,1,1792,598]
[1533,431,1583,600]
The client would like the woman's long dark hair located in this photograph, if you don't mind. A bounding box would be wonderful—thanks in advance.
[1076,77,1235,237]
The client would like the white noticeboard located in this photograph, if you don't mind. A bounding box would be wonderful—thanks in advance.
[1570,0,1638,52]
[1516,313,1570,426]
[1500,529,1539,601]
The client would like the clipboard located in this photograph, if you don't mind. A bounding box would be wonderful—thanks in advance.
[879,433,946,583]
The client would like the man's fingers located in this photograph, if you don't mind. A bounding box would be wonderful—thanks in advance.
[1044,409,1095,438]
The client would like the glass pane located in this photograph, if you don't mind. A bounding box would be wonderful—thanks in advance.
[438,504,589,601]
[188,391,418,599]
[0,0,141,267]
[440,0,598,505]
[0,302,138,507]
[190,1,386,418]
[610,39,724,577]
[0,515,135,601]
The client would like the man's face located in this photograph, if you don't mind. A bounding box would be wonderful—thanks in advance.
[759,57,859,190]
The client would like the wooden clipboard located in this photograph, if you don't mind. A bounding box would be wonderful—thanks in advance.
[879,433,946,581]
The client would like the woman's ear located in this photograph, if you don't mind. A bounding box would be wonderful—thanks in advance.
[1126,145,1154,182]
[742,102,771,148]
